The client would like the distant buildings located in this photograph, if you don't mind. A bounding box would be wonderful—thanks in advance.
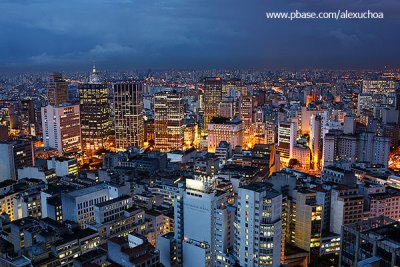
[323,131,390,167]
[114,82,144,151]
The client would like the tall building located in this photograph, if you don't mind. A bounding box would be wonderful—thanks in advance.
[0,139,34,181]
[207,117,244,153]
[291,189,323,254]
[154,91,185,151]
[47,72,68,105]
[114,82,144,151]
[234,183,283,267]
[277,120,297,164]
[330,186,363,235]
[79,67,111,152]
[174,177,235,266]
[203,77,223,131]
[310,114,322,169]
[239,93,253,144]
[41,103,82,154]
[20,99,36,136]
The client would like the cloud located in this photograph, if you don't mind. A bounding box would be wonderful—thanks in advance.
[330,29,361,47]
[0,0,399,70]
[89,43,136,55]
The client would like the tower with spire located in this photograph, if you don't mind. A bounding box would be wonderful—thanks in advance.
[89,64,100,84]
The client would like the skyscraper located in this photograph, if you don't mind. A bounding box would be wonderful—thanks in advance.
[203,77,222,131]
[154,91,185,151]
[20,99,36,136]
[79,67,111,152]
[47,72,68,106]
[174,177,235,266]
[234,183,283,267]
[114,82,144,151]
[41,103,82,154]
[277,120,298,164]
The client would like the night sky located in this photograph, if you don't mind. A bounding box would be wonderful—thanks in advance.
[1,0,399,71]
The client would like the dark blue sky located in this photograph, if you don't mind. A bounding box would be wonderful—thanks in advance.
[0,0,399,71]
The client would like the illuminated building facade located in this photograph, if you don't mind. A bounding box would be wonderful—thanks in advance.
[207,117,244,153]
[234,183,283,267]
[204,77,222,131]
[239,93,253,144]
[154,91,185,151]
[114,82,144,151]
[47,72,68,105]
[277,120,297,164]
[79,83,111,152]
[41,103,82,154]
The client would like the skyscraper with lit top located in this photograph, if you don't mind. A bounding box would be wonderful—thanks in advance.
[78,66,111,152]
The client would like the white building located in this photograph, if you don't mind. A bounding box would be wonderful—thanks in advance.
[41,103,82,154]
[174,176,235,267]
[47,157,78,177]
[234,183,283,267]
[61,183,130,226]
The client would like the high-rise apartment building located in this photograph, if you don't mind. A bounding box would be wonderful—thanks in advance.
[174,177,235,266]
[47,72,68,105]
[114,82,144,151]
[0,139,34,181]
[41,103,82,154]
[239,94,253,143]
[204,77,223,131]
[79,72,111,152]
[291,189,323,254]
[234,183,283,267]
[20,99,36,136]
[154,91,185,151]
